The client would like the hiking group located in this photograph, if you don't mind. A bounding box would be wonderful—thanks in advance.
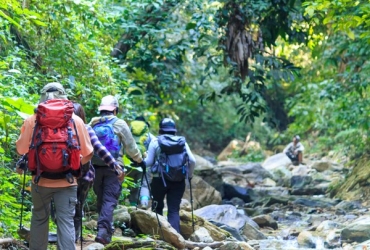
[15,82,196,250]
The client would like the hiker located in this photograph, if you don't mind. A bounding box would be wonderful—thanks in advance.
[89,95,145,244]
[283,135,304,165]
[15,82,93,250]
[128,116,156,209]
[145,118,196,233]
[72,102,124,242]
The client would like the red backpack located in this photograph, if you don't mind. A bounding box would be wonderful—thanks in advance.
[27,99,81,183]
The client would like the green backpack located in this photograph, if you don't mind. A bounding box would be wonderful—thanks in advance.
[130,120,151,154]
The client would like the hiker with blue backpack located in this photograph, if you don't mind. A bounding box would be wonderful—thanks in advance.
[89,95,145,245]
[144,118,196,233]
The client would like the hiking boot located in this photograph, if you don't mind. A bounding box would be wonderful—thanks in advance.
[95,229,111,245]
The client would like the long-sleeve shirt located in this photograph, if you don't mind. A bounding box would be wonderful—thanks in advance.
[144,136,196,178]
[89,115,143,166]
[283,142,304,155]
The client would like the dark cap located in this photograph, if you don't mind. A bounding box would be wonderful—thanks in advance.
[159,118,177,133]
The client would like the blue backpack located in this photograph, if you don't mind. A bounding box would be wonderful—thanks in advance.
[91,117,121,166]
[156,134,189,186]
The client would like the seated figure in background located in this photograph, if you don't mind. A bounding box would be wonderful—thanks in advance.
[283,135,304,166]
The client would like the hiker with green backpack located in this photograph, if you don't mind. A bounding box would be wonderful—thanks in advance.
[128,116,156,208]
[15,82,94,250]
[144,118,196,233]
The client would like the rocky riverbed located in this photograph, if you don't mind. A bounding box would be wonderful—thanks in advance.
[39,153,370,249]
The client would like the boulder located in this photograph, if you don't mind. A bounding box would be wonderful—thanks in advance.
[130,209,186,249]
[208,220,244,241]
[297,231,319,248]
[183,176,222,209]
[341,216,370,243]
[189,227,214,243]
[312,161,331,172]
[252,215,278,230]
[262,153,292,171]
[180,210,232,240]
[84,242,104,250]
[223,183,255,203]
[194,154,214,171]
[113,206,131,227]
[241,223,267,241]
[194,204,247,231]
[195,168,224,196]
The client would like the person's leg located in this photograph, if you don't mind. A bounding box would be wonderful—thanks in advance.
[53,186,78,250]
[93,167,104,214]
[166,180,185,233]
[298,151,303,164]
[150,177,167,215]
[29,184,53,250]
[96,169,122,244]
[75,178,93,241]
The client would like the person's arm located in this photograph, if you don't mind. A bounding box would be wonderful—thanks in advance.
[185,143,196,178]
[16,116,35,155]
[144,139,158,167]
[86,125,118,170]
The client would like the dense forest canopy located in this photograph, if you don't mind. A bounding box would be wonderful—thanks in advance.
[1,0,370,237]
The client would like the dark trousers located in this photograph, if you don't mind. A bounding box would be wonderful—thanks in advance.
[151,177,185,233]
[93,166,122,234]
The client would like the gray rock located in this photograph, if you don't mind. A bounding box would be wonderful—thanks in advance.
[189,227,214,243]
[252,215,278,230]
[297,231,318,248]
[341,216,370,243]
[312,161,331,172]
[335,200,363,211]
[195,204,248,230]
[262,153,292,171]
[183,175,222,209]
[242,223,267,240]
[316,220,343,232]
[293,197,339,208]
[83,242,105,250]
[194,154,214,171]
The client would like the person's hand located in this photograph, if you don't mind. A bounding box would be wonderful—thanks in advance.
[114,165,125,182]
[138,160,146,171]
[15,166,24,175]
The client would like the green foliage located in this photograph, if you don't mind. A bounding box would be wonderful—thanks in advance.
[0,167,32,237]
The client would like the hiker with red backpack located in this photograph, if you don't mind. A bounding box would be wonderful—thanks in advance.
[89,95,145,244]
[144,118,196,233]
[72,102,124,243]
[15,82,93,250]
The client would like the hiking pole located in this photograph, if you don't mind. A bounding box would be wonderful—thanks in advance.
[144,173,165,241]
[152,201,165,241]
[189,177,195,233]
[19,168,27,230]
[17,155,28,231]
